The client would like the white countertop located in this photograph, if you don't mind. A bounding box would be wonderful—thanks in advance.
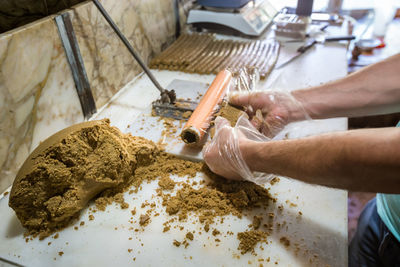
[0,34,349,267]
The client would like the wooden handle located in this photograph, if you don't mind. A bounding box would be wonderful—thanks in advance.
[181,69,232,144]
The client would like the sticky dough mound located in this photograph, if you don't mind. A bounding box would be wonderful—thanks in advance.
[9,119,159,238]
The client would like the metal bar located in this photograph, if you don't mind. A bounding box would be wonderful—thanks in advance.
[0,256,24,267]
[92,0,165,94]
[55,13,97,119]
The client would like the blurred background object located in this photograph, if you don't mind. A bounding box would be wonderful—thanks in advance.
[0,0,85,33]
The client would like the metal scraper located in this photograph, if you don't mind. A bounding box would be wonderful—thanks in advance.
[152,79,210,120]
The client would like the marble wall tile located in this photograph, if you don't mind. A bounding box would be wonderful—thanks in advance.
[0,18,84,192]
[69,0,177,108]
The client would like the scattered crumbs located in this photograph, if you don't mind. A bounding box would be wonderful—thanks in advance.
[280,236,290,247]
[268,213,274,219]
[58,252,64,256]
[129,237,132,240]
[80,221,85,226]
[298,211,303,216]
[114,227,118,230]
[128,249,133,253]
[89,214,94,221]
[133,257,136,261]
[173,240,181,247]
[186,232,194,241]
[74,226,78,231]
[3,191,9,196]
[237,230,268,254]
[204,224,210,232]
[215,238,221,242]
[53,233,59,239]
[48,242,51,246]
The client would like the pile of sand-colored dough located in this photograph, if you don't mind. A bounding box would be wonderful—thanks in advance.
[8,119,159,238]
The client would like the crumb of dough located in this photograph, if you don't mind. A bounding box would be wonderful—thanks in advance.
[139,214,150,226]
[269,177,280,185]
[212,229,220,236]
[252,215,263,230]
[186,232,194,241]
[89,215,94,221]
[158,176,176,190]
[237,230,268,254]
[58,252,64,256]
[80,221,85,226]
[210,102,246,137]
[173,240,181,247]
[280,236,290,247]
[182,111,193,119]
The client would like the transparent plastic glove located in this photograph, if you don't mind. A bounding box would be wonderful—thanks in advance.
[203,115,275,184]
[229,91,310,138]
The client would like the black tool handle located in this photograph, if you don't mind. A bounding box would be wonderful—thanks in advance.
[92,0,165,94]
[325,35,356,42]
[297,39,317,53]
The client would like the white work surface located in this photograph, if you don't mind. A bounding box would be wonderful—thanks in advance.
[0,38,349,267]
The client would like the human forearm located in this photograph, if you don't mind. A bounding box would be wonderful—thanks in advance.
[292,53,400,120]
[242,127,400,193]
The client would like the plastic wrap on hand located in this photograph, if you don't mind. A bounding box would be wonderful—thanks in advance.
[204,68,312,185]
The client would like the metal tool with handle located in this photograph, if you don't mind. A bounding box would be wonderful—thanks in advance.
[276,35,355,69]
[92,0,176,104]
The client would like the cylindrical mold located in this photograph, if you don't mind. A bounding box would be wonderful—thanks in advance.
[181,69,232,144]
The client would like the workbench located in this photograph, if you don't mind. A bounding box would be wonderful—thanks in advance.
[0,32,349,266]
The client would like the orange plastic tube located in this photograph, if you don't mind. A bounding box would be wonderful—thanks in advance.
[181,69,232,144]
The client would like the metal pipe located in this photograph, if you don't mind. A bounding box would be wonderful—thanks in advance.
[92,0,165,95]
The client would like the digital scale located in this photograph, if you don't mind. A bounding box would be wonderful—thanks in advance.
[187,0,278,37]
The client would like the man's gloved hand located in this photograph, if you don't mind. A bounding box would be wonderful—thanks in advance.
[203,116,250,181]
[229,91,308,137]
[203,115,271,182]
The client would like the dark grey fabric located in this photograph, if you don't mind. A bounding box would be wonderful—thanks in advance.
[0,0,86,33]
[349,198,400,267]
